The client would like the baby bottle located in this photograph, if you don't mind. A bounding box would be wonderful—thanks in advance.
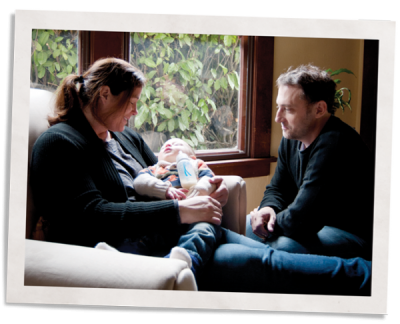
[176,150,198,190]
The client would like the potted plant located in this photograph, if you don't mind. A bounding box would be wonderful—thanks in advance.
[326,68,355,113]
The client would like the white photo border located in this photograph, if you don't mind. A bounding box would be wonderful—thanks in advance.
[6,9,395,314]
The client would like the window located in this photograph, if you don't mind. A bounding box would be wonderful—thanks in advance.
[128,32,241,154]
[30,29,79,92]
[82,31,276,178]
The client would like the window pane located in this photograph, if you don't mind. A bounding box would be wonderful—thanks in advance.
[129,33,241,152]
[31,29,79,92]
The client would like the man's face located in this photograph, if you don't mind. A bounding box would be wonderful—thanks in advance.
[158,138,194,163]
[275,85,316,145]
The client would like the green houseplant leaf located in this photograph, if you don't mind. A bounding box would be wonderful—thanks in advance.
[327,68,355,77]
[326,68,355,113]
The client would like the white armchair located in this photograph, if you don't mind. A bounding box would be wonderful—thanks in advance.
[24,88,247,291]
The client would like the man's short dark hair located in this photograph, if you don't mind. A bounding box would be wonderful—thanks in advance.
[276,64,337,114]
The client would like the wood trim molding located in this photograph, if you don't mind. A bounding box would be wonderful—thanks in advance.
[238,36,249,152]
[79,31,130,73]
[207,157,277,178]
[90,31,127,63]
[250,36,274,158]
[78,31,90,74]
[124,32,131,63]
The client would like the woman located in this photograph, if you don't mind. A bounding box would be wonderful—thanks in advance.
[30,58,225,276]
[31,58,371,295]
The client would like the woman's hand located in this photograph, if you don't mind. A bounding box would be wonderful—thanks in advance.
[178,196,222,225]
[208,177,229,207]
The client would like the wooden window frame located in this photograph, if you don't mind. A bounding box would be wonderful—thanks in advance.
[79,31,277,178]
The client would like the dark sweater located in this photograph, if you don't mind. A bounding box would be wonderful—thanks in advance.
[260,115,374,244]
[30,109,180,248]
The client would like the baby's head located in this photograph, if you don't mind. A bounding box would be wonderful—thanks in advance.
[158,138,196,163]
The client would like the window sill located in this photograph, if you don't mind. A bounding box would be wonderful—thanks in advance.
[206,157,277,178]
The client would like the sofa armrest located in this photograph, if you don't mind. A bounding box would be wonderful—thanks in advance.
[24,239,197,291]
[220,176,247,235]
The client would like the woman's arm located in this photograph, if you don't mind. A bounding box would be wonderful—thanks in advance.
[30,130,180,247]
[31,129,223,246]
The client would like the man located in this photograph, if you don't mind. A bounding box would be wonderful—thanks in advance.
[246,64,374,260]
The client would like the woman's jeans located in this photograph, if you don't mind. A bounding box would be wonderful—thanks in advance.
[245,214,372,260]
[199,228,371,296]
[116,222,221,268]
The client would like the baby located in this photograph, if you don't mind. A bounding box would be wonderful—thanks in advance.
[133,138,217,200]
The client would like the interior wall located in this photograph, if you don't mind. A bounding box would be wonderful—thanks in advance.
[244,37,364,214]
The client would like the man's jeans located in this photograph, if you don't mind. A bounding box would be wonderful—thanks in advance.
[117,222,371,295]
[199,227,371,296]
[245,214,372,260]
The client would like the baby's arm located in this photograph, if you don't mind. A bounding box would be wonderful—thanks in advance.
[133,173,171,200]
[185,159,217,198]
[186,176,217,198]
[134,173,187,200]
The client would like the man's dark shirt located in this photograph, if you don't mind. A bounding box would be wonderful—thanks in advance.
[260,115,374,245]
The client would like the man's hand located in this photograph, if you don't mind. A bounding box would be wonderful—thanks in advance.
[208,177,229,207]
[166,187,188,200]
[250,206,277,240]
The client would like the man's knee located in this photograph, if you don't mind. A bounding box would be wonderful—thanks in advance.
[316,226,371,259]
[266,235,311,254]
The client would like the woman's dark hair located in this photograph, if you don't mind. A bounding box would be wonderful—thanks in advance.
[49,58,146,126]
[276,64,337,114]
